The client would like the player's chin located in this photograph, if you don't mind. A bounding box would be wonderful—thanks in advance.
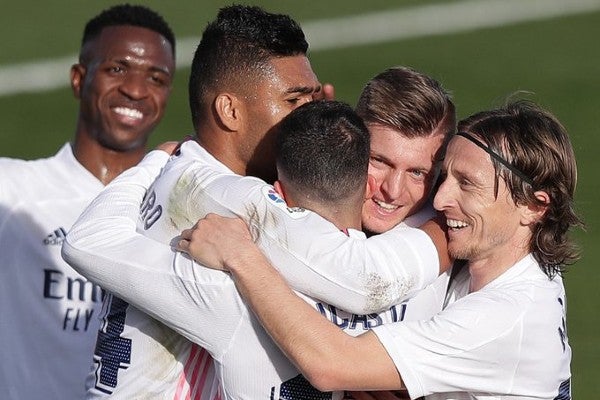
[362,215,398,235]
[363,207,405,233]
[100,132,149,152]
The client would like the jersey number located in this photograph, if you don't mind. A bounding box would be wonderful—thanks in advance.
[92,295,132,394]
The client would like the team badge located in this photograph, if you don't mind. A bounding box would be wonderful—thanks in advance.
[262,186,309,220]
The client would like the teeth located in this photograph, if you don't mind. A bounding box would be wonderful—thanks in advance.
[447,219,469,229]
[374,199,398,211]
[114,107,143,119]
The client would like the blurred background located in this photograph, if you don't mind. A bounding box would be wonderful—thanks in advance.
[1,0,598,396]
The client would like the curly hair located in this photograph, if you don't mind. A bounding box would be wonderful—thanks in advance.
[81,4,175,58]
[457,100,583,277]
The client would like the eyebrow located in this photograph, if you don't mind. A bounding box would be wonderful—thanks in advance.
[286,85,321,95]
[370,150,432,172]
[111,58,173,76]
[149,65,173,76]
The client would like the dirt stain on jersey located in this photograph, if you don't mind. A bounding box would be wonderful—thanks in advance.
[244,200,290,251]
[167,167,197,231]
[363,273,415,312]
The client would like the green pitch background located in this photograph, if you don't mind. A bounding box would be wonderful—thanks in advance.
[1,1,598,396]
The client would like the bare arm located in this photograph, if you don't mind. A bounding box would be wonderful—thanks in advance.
[178,214,404,391]
[419,215,451,271]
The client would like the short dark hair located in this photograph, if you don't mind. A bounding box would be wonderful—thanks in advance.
[189,5,309,130]
[458,100,583,277]
[356,66,455,140]
[81,4,175,57]
[276,101,370,203]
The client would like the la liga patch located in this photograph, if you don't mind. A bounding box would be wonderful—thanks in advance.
[262,186,309,220]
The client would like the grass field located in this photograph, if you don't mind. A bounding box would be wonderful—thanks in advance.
[1,0,599,396]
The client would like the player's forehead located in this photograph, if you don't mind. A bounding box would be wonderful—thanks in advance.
[83,25,174,71]
[444,135,495,180]
[259,55,320,94]
[370,125,444,168]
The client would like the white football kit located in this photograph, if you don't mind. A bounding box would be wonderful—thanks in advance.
[372,255,572,399]
[399,209,451,322]
[0,144,104,400]
[63,141,441,399]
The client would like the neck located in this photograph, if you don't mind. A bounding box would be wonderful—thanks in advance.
[467,242,530,292]
[196,134,242,173]
[73,132,146,186]
[195,131,276,183]
[318,206,362,231]
[291,197,363,231]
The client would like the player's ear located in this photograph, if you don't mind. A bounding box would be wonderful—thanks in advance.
[70,64,86,99]
[214,93,243,132]
[274,180,287,201]
[520,190,549,226]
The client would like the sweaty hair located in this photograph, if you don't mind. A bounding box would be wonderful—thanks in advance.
[458,100,583,277]
[188,5,309,130]
[276,101,370,204]
[356,66,456,140]
[81,4,175,57]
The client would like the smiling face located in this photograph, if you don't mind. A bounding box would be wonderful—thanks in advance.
[361,124,445,234]
[433,135,531,264]
[72,25,174,152]
[240,55,321,182]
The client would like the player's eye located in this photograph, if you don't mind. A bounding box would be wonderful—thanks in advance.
[108,65,124,74]
[149,74,169,87]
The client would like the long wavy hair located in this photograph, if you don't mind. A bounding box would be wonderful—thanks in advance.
[457,100,583,278]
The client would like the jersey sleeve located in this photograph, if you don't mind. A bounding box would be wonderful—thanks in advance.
[62,151,246,357]
[64,154,438,318]
[371,292,527,398]
[171,161,439,314]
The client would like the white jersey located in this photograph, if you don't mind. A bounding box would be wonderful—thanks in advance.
[63,141,440,399]
[372,255,572,399]
[0,144,104,400]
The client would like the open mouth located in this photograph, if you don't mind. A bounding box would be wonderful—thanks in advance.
[446,218,469,230]
[113,106,144,120]
[374,198,399,212]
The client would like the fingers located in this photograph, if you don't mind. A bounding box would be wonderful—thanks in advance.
[176,214,251,256]
[322,83,335,101]
[176,235,190,253]
[313,82,335,101]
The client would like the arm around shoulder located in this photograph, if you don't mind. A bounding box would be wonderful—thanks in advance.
[179,214,404,391]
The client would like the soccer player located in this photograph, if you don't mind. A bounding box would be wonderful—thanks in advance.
[355,66,456,326]
[63,64,453,398]
[0,5,175,399]
[63,6,367,399]
[185,101,579,399]
[68,100,398,398]
[358,66,454,237]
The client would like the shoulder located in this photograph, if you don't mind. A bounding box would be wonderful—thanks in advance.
[0,149,63,201]
[0,144,100,204]
[0,152,57,178]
